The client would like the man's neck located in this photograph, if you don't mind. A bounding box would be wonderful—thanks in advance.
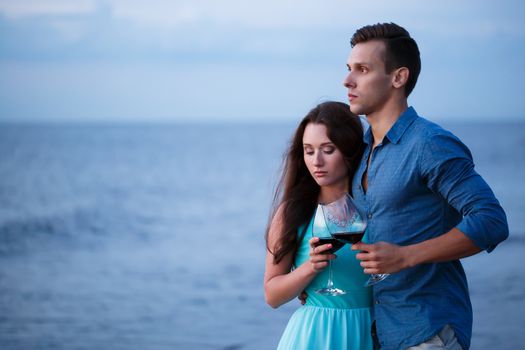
[366,99,408,147]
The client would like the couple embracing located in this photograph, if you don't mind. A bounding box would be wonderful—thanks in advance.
[264,23,508,350]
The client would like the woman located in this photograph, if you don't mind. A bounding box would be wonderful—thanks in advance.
[264,101,373,349]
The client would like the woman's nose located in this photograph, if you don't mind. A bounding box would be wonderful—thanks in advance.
[313,152,323,166]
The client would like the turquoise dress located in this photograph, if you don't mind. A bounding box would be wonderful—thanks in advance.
[277,206,373,350]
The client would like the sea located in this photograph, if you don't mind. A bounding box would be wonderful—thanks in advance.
[0,120,524,350]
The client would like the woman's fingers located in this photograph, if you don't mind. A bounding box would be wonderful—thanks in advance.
[310,243,334,255]
[308,237,337,272]
[309,251,335,272]
[310,253,336,262]
[309,237,319,249]
[311,261,329,272]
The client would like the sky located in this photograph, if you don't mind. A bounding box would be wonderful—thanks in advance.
[0,0,524,123]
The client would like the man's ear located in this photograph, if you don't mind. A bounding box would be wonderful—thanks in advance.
[392,67,409,89]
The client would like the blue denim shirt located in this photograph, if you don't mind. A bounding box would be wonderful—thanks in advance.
[352,107,509,350]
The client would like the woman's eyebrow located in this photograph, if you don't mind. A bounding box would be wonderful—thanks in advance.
[303,142,333,146]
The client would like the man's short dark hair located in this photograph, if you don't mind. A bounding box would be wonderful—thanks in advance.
[351,23,421,97]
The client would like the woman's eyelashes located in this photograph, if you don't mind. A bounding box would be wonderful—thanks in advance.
[303,145,336,156]
[323,147,335,154]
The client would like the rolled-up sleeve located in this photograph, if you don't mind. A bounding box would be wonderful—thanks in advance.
[420,131,509,252]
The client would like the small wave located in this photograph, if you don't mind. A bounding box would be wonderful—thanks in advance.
[222,344,244,350]
[0,207,115,255]
[0,214,72,254]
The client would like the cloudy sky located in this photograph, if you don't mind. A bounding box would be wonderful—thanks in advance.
[0,0,524,123]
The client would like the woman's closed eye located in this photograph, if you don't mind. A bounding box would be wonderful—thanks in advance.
[304,147,314,155]
[323,147,335,154]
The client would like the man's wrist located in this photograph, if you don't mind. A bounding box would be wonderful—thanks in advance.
[402,244,420,269]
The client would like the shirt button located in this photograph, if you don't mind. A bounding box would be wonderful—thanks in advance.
[368,213,373,219]
[375,300,380,304]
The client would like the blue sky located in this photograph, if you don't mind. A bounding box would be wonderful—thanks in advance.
[0,0,524,123]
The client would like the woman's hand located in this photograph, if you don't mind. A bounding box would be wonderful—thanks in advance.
[308,237,336,273]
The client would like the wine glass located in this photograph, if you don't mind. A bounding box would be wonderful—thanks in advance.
[312,205,346,296]
[320,193,389,287]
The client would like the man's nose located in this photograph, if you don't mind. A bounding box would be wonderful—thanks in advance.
[343,72,355,88]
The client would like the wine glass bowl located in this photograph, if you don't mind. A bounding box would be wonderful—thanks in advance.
[321,193,367,244]
[321,193,389,287]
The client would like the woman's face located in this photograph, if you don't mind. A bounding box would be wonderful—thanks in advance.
[302,122,348,190]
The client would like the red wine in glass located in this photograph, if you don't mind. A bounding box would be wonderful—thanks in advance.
[331,230,365,244]
[314,237,345,254]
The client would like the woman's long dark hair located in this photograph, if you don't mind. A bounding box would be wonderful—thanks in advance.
[265,101,365,264]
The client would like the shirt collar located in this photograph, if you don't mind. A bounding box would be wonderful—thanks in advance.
[363,126,373,145]
[385,106,418,144]
[363,106,418,146]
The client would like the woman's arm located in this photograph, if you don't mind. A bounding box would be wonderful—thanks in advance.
[263,207,335,308]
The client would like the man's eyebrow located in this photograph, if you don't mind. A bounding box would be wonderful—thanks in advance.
[349,61,369,67]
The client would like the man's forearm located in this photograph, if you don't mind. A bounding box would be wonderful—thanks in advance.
[403,228,482,268]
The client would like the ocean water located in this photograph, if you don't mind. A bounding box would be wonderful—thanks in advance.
[0,121,524,349]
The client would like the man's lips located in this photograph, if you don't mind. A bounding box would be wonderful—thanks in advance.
[348,93,357,101]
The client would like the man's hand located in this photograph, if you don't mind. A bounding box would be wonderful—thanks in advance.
[351,241,410,274]
[298,290,308,305]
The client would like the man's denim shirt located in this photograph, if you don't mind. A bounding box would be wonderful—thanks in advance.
[352,107,509,350]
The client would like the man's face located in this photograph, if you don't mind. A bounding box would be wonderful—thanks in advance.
[343,40,395,117]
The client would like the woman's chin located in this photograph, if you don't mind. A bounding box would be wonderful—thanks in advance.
[314,178,331,187]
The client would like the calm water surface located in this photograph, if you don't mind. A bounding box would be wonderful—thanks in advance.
[0,121,524,349]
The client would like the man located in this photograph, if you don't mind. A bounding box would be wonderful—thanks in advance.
[345,23,508,349]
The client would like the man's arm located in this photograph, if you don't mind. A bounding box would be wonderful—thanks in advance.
[423,132,508,252]
[352,228,481,274]
[353,130,508,274]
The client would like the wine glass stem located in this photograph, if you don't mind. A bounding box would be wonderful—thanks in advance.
[326,260,334,288]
